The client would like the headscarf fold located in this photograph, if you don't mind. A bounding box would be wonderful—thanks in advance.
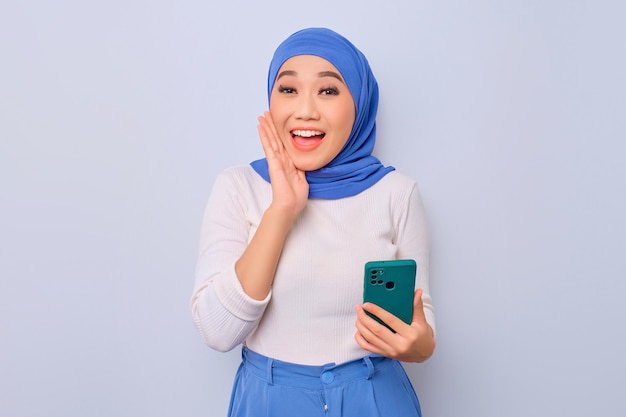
[251,27,394,199]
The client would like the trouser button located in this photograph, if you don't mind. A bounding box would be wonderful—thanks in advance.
[321,371,334,384]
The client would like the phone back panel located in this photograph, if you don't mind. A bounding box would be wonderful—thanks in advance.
[363,259,416,331]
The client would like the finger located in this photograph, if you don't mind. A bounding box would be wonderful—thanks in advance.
[354,329,385,356]
[361,302,407,335]
[411,288,427,324]
[259,112,283,154]
[355,305,395,351]
[257,115,279,155]
[263,111,281,142]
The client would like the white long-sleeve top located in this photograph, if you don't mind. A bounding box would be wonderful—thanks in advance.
[191,165,435,366]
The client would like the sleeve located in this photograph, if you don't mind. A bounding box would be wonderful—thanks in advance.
[394,182,436,338]
[190,169,271,352]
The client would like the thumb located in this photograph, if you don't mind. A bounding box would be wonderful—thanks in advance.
[411,288,426,324]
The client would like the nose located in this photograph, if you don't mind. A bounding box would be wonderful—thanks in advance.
[294,94,320,120]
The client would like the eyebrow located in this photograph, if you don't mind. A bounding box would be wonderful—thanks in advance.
[319,71,345,83]
[276,70,345,84]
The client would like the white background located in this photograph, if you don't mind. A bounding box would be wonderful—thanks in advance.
[1,1,625,416]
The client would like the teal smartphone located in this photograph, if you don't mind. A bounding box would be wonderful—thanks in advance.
[363,259,416,333]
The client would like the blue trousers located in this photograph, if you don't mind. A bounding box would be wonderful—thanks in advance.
[227,346,422,417]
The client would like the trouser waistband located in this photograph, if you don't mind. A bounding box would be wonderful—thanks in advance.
[241,346,390,390]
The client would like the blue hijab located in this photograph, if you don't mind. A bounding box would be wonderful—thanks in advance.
[250,28,394,200]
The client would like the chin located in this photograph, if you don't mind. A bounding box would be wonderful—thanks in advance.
[287,153,326,172]
[293,161,323,172]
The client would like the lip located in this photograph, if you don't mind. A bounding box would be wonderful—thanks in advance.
[290,128,325,152]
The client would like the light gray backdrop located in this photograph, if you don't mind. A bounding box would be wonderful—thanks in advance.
[1,1,624,416]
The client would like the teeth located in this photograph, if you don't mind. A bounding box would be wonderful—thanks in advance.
[292,130,324,138]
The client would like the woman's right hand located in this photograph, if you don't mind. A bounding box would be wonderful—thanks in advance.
[233,112,309,300]
[257,111,309,218]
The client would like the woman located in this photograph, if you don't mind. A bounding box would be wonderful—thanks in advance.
[191,27,436,417]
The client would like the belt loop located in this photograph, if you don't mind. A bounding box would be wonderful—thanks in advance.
[267,357,275,385]
[363,356,375,380]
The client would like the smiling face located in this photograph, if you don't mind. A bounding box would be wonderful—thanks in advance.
[269,55,356,172]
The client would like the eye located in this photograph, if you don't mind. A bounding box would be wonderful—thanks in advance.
[319,87,339,95]
[277,85,296,94]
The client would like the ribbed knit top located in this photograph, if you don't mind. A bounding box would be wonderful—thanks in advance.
[191,165,434,365]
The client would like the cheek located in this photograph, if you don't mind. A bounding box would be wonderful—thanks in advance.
[269,101,288,133]
[331,109,355,155]
[338,106,356,137]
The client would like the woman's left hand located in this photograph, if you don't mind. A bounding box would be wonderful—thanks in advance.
[354,289,435,362]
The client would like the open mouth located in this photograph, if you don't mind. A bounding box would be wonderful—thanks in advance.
[290,130,326,150]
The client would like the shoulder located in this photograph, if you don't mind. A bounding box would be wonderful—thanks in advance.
[214,165,267,188]
[219,165,261,178]
[371,170,419,195]
[362,170,425,213]
[209,165,271,199]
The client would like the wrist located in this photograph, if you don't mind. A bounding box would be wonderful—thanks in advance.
[266,202,301,225]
